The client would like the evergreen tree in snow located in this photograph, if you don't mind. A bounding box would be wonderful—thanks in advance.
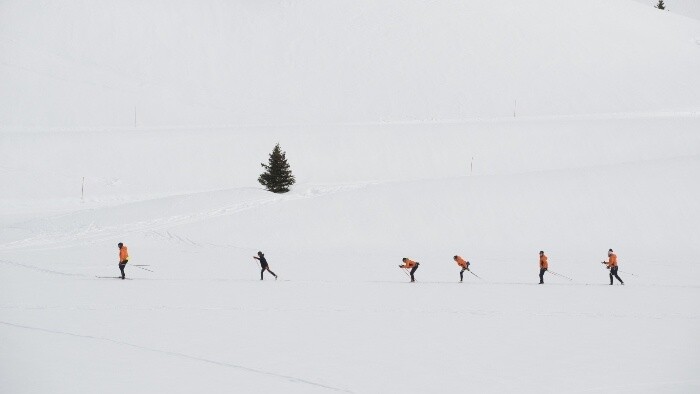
[655,0,666,10]
[258,143,296,193]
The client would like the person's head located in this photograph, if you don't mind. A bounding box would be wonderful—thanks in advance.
[118,242,123,249]
[453,255,458,260]
[257,251,263,257]
[539,251,544,255]
[402,257,407,262]
[608,249,613,256]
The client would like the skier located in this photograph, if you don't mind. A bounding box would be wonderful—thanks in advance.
[602,248,624,285]
[399,257,420,282]
[253,251,277,280]
[118,242,129,280]
[539,250,548,284]
[454,255,470,282]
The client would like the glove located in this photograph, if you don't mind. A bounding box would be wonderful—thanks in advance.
[398,265,403,268]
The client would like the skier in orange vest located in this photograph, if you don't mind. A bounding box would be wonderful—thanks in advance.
[602,248,624,285]
[399,258,420,282]
[539,251,548,284]
[118,242,129,280]
[454,255,470,282]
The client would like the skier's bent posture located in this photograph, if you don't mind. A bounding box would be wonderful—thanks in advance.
[254,251,277,280]
[539,251,548,284]
[603,248,624,285]
[400,258,420,282]
[118,242,129,280]
[454,255,470,282]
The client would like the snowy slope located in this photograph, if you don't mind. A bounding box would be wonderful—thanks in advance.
[1,0,700,128]
[1,117,699,393]
[2,0,700,392]
[2,116,699,206]
[632,0,700,21]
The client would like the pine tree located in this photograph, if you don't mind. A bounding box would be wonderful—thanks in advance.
[258,143,296,193]
[655,0,665,10]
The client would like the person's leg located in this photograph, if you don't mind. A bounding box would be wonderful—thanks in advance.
[609,270,614,285]
[460,268,465,281]
[261,267,265,280]
[267,267,277,278]
[539,268,545,283]
[410,264,418,282]
[612,267,624,284]
[119,263,125,279]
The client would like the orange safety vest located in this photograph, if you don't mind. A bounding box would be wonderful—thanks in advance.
[402,259,417,268]
[607,253,618,268]
[119,246,129,262]
[455,256,469,268]
[539,254,548,269]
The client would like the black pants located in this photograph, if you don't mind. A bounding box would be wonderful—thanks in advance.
[119,262,127,279]
[539,268,546,283]
[459,263,470,281]
[261,265,276,280]
[410,263,419,282]
[610,266,624,285]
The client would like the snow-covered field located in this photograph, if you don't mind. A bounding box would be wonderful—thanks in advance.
[2,0,700,393]
[2,116,699,393]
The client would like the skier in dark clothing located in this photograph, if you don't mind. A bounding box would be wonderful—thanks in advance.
[253,251,277,280]
[399,258,420,282]
[118,242,129,280]
[602,248,624,285]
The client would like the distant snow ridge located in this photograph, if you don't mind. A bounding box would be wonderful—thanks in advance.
[1,0,700,129]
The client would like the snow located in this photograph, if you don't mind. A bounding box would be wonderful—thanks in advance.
[2,116,699,393]
[2,0,700,393]
[2,0,700,128]
[632,0,700,21]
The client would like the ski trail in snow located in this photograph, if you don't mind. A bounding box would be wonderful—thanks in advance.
[0,259,84,277]
[0,182,383,251]
[0,321,353,393]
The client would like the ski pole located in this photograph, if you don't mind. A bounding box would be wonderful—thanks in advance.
[618,270,638,277]
[400,267,411,278]
[468,270,482,279]
[547,270,572,281]
[600,262,637,277]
